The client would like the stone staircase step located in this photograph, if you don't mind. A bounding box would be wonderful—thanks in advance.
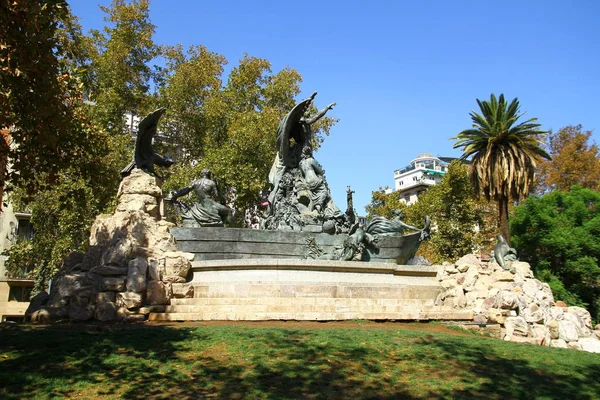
[170,297,436,307]
[148,308,473,322]
[190,283,442,300]
[163,303,438,314]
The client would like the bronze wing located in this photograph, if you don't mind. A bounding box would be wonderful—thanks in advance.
[276,94,315,167]
[134,108,167,172]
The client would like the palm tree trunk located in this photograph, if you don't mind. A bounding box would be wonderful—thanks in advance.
[498,196,510,245]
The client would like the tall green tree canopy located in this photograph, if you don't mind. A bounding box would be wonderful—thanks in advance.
[0,0,97,197]
[409,161,488,263]
[536,125,600,193]
[87,0,158,133]
[452,94,550,244]
[511,186,600,320]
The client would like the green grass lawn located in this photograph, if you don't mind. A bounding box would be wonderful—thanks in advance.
[1,323,599,399]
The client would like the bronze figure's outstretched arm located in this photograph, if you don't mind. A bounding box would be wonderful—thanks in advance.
[305,102,336,125]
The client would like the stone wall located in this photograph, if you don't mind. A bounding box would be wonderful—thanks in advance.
[435,254,600,353]
[30,169,195,323]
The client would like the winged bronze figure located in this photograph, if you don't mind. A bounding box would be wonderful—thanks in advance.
[120,108,174,178]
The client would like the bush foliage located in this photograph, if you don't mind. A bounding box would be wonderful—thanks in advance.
[511,186,600,320]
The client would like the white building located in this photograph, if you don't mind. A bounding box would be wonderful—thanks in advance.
[389,153,449,205]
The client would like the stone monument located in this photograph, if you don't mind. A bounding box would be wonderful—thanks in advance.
[30,110,195,323]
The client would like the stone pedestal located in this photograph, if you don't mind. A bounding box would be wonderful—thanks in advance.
[32,169,194,323]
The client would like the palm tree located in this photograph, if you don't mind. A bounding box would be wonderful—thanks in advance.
[452,94,550,244]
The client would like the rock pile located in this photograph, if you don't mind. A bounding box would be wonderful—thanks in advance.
[30,169,194,323]
[435,254,600,353]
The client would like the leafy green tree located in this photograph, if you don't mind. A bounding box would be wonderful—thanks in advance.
[0,0,93,197]
[87,0,158,133]
[537,125,600,193]
[511,186,600,320]
[452,94,550,244]
[365,188,407,220]
[409,161,488,263]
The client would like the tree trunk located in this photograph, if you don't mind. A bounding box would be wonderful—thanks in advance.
[497,196,510,245]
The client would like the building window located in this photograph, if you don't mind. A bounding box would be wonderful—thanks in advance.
[17,218,33,240]
[9,285,32,302]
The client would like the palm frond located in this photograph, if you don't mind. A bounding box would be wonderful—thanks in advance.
[452,93,549,201]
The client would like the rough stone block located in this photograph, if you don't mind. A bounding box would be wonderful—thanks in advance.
[555,300,568,309]
[62,251,85,272]
[500,291,519,310]
[455,254,481,270]
[123,313,147,323]
[171,283,194,298]
[568,306,593,329]
[89,265,128,276]
[505,316,529,338]
[25,291,50,319]
[148,258,163,281]
[139,305,166,314]
[482,296,499,311]
[100,277,126,292]
[440,279,457,290]
[117,168,162,196]
[162,275,186,283]
[579,337,600,353]
[495,271,516,282]
[147,281,170,305]
[558,319,580,342]
[117,292,144,309]
[101,238,134,267]
[463,266,479,291]
[48,273,94,307]
[473,314,488,325]
[126,257,148,293]
[523,304,544,324]
[563,312,592,338]
[96,292,116,304]
[488,308,505,324]
[443,264,458,274]
[164,251,193,277]
[95,302,118,321]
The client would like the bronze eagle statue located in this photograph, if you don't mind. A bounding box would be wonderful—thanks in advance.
[120,108,174,179]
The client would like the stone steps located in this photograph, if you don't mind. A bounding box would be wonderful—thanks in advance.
[190,283,442,300]
[149,295,473,322]
[149,274,462,322]
[149,307,473,322]
[163,302,436,314]
[171,297,436,307]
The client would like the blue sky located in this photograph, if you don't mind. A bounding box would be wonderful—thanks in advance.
[69,0,600,214]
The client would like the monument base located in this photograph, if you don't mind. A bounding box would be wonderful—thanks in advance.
[149,259,473,321]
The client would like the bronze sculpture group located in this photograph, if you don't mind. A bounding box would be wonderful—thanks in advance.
[125,93,430,262]
[262,93,351,233]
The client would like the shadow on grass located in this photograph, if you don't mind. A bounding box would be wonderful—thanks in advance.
[0,324,201,399]
[419,336,600,399]
[1,324,599,399]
